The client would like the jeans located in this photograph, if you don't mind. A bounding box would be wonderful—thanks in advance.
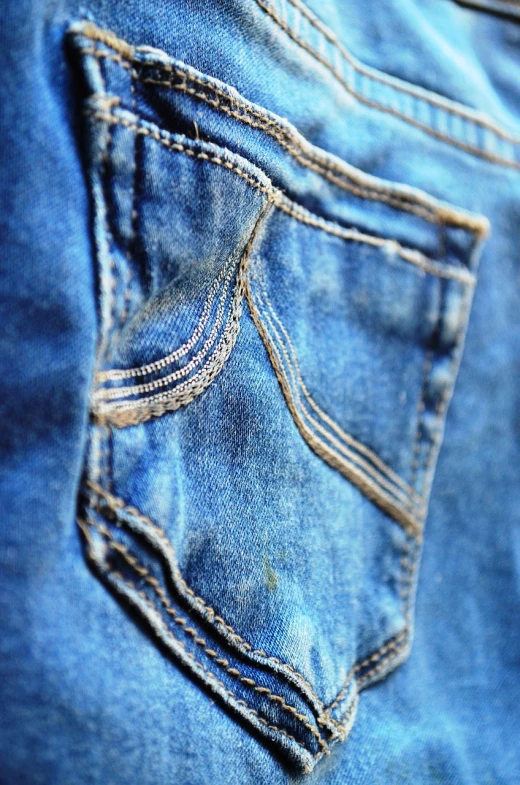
[1,1,519,783]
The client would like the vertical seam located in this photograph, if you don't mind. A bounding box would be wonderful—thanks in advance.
[120,75,137,331]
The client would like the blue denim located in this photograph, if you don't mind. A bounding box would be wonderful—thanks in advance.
[1,1,519,783]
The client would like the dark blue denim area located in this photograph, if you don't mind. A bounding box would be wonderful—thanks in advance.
[0,2,519,784]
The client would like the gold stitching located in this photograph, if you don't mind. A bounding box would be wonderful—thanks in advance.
[79,517,312,756]
[85,480,326,710]
[252,259,424,506]
[76,37,492,229]
[96,251,237,398]
[85,108,479,288]
[245,274,423,536]
[85,516,328,752]
[98,251,235,383]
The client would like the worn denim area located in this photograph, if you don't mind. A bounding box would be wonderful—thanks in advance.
[1,1,519,784]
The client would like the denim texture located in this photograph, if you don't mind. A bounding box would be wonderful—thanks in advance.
[1,1,519,783]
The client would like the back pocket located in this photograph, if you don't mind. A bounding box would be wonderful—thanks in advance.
[69,21,488,773]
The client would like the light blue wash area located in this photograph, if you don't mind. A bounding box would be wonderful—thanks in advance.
[1,1,519,783]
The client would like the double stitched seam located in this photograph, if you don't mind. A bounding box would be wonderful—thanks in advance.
[323,300,439,714]
[77,27,456,748]
[246,258,424,534]
[82,514,329,753]
[74,35,491,231]
[81,35,337,759]
[78,521,309,755]
[324,629,409,715]
[85,407,333,757]
[254,0,520,169]
[323,529,419,719]
[86,109,477,428]
[84,110,478,285]
[409,351,434,500]
[87,105,461,530]
[284,0,520,142]
[85,479,327,713]
[84,480,404,743]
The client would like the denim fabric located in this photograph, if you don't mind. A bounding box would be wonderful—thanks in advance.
[0,1,519,783]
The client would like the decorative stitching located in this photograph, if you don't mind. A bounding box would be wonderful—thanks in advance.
[85,478,417,739]
[94,198,273,427]
[85,479,327,710]
[324,629,409,715]
[84,108,479,287]
[252,258,423,506]
[248,263,425,527]
[97,250,235,383]
[83,480,418,751]
[95,251,238,398]
[72,31,491,233]
[84,515,329,752]
[246,270,423,536]
[325,533,418,716]
[103,424,112,492]
[254,0,520,170]
[74,23,467,756]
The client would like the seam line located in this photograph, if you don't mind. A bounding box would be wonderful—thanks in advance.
[84,515,328,752]
[74,35,492,228]
[97,252,233,382]
[248,261,423,516]
[84,108,478,287]
[252,259,422,505]
[78,519,311,756]
[93,198,273,426]
[283,0,520,143]
[86,479,326,709]
[254,0,520,169]
[84,481,416,750]
[245,275,422,536]
[95,252,237,395]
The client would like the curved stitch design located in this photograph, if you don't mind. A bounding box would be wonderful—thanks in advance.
[93,187,273,426]
[80,481,419,760]
[245,267,423,536]
[78,518,315,765]
[86,479,327,712]
[250,258,424,510]
[87,103,475,521]
[97,249,237,383]
[86,109,480,283]
[85,481,416,723]
[95,251,238,397]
